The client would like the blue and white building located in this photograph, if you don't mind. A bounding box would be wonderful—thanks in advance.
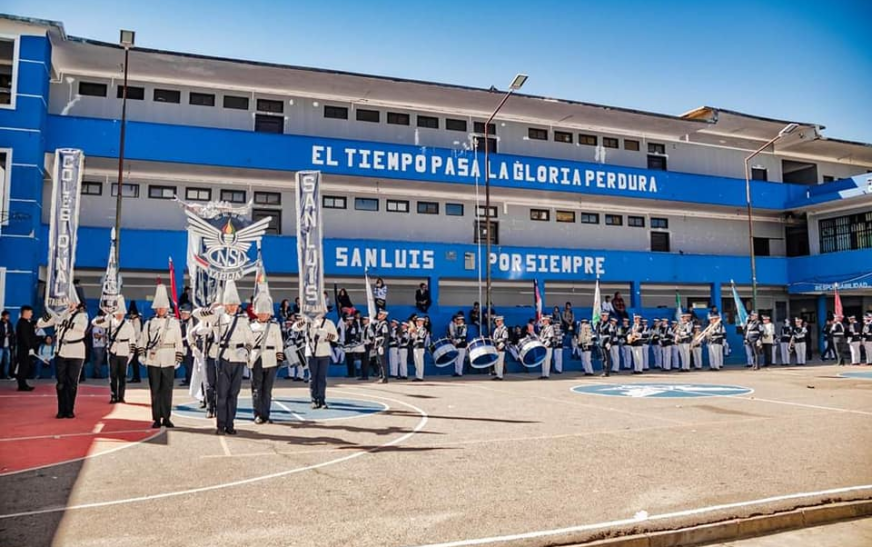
[1,14,871,363]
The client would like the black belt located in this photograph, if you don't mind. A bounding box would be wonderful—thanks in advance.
[64,337,85,344]
[265,346,276,350]
[219,343,246,349]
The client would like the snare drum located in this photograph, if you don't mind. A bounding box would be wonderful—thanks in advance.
[430,338,459,367]
[284,344,301,366]
[468,337,499,368]
[519,337,547,368]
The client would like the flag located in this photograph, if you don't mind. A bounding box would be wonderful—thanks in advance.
[364,269,376,321]
[834,283,843,318]
[731,280,748,326]
[674,291,682,322]
[592,279,602,327]
[98,227,120,313]
[253,243,269,299]
[533,279,543,322]
[333,283,341,320]
[168,257,180,318]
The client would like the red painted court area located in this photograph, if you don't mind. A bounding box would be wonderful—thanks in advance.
[0,383,155,475]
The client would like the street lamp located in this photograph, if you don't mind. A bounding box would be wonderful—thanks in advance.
[744,122,798,311]
[113,29,135,265]
[483,73,528,336]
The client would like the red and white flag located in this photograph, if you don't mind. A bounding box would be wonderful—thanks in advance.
[834,283,843,318]
[168,256,180,318]
[533,279,543,322]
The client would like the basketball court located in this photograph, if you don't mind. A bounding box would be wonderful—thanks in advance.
[1,363,870,547]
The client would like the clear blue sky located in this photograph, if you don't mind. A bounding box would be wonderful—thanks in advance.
[7,0,872,142]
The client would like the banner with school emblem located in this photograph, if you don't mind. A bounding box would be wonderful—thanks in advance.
[296,171,326,317]
[46,149,85,314]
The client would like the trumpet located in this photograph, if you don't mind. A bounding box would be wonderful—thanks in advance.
[691,322,717,348]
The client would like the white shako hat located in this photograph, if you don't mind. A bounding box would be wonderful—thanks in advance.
[151,283,171,310]
[253,292,273,315]
[115,294,128,315]
[222,279,242,305]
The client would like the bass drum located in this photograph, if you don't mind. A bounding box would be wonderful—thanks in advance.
[519,337,547,368]
[430,338,459,367]
[468,337,499,369]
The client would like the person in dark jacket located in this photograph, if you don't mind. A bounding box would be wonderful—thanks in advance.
[415,283,432,313]
[16,306,40,391]
[0,309,15,379]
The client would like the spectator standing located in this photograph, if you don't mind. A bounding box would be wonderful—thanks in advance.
[373,278,388,311]
[15,306,40,391]
[612,292,627,321]
[337,288,355,315]
[293,297,301,314]
[0,310,14,379]
[415,282,431,313]
[602,296,615,316]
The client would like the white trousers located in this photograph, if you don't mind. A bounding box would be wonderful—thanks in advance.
[708,343,723,369]
[398,348,409,378]
[495,351,505,378]
[662,346,672,370]
[653,345,662,368]
[780,342,791,365]
[865,341,872,365]
[632,346,644,372]
[692,346,703,369]
[553,347,563,373]
[849,342,862,364]
[795,342,807,365]
[679,343,691,370]
[610,346,621,372]
[672,346,680,367]
[389,347,399,377]
[622,346,632,369]
[642,344,650,370]
[413,348,425,380]
[581,351,593,374]
[455,348,466,376]
[542,348,552,377]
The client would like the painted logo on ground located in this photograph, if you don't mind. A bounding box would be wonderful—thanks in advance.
[173,396,387,422]
[839,371,872,380]
[571,383,753,398]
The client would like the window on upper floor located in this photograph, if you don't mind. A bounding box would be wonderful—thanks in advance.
[474,220,499,245]
[605,214,623,226]
[256,98,284,113]
[220,189,246,203]
[822,175,835,183]
[186,187,211,202]
[477,205,498,218]
[356,109,380,123]
[116,85,145,100]
[355,198,379,211]
[387,112,410,125]
[446,203,464,216]
[819,211,872,253]
[417,115,439,129]
[556,210,576,223]
[554,131,573,144]
[628,215,645,227]
[254,191,281,206]
[446,118,467,132]
[81,181,103,196]
[148,185,176,200]
[473,136,497,153]
[190,92,215,107]
[648,142,666,155]
[253,208,281,235]
[528,128,548,141]
[579,134,597,146]
[111,183,140,198]
[324,105,348,119]
[530,208,550,221]
[386,199,410,213]
[581,212,599,224]
[254,114,283,134]
[651,217,668,229]
[603,137,619,149]
[624,139,640,151]
[154,88,181,103]
[223,95,249,110]
[647,155,668,171]
[323,196,347,209]
[753,237,771,257]
[473,122,496,135]
[417,201,439,215]
[79,81,108,97]
[751,167,768,181]
[0,38,15,106]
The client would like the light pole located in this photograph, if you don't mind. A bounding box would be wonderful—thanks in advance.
[744,122,798,311]
[113,29,135,265]
[483,73,527,336]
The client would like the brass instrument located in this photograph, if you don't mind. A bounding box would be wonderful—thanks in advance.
[691,321,718,348]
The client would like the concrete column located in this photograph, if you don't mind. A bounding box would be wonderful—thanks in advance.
[710,283,723,314]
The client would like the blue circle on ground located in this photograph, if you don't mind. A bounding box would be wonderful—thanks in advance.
[572,383,753,398]
[173,397,387,422]
[839,371,872,379]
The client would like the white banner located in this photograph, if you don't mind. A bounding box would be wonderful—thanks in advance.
[99,227,120,313]
[46,149,84,314]
[295,170,326,317]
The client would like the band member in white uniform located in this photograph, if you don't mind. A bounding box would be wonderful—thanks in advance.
[847,315,861,365]
[863,313,872,366]
[448,314,468,377]
[779,319,794,366]
[792,317,808,365]
[761,315,776,366]
[297,312,339,405]
[629,314,645,374]
[650,319,662,369]
[640,318,651,370]
[707,313,726,370]
[539,316,555,379]
[249,292,284,424]
[551,319,564,374]
[744,311,764,370]
[691,325,704,369]
[397,321,410,380]
[491,316,509,380]
[677,313,693,371]
[412,316,428,381]
[659,318,674,371]
[92,295,136,404]
[576,319,594,375]
[137,283,184,428]
[388,318,400,379]
[371,310,390,383]
[607,317,621,373]
[38,295,90,419]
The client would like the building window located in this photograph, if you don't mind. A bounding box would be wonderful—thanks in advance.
[0,38,15,106]
[554,131,573,144]
[647,155,668,171]
[648,143,666,155]
[252,208,280,235]
[603,137,619,149]
[822,175,835,183]
[417,201,439,215]
[116,85,145,100]
[476,205,498,218]
[605,214,623,226]
[190,92,215,106]
[579,134,597,146]
[819,212,872,253]
[355,108,380,123]
[324,105,348,119]
[751,167,768,181]
[387,112,410,125]
[81,181,103,196]
[473,122,496,134]
[446,203,464,216]
[651,217,668,229]
[624,139,640,151]
[254,114,283,134]
[220,189,246,203]
[528,128,548,141]
[474,220,499,245]
[473,136,497,153]
[386,199,410,213]
[530,208,550,221]
[223,95,249,110]
[581,212,600,224]
[110,183,139,198]
[323,196,347,209]
[186,187,211,202]
[753,237,771,257]
[556,210,576,223]
[79,81,107,97]
[254,191,281,205]
[417,115,439,129]
[651,231,670,252]
[628,215,645,227]
[355,198,379,211]
[446,118,467,132]
[154,88,181,103]
[148,185,176,200]
[256,98,284,113]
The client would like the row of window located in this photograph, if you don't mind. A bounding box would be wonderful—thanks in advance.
[819,211,872,254]
[526,209,668,228]
[471,218,672,251]
[81,181,280,205]
[528,129,641,151]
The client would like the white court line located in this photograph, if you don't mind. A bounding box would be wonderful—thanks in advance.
[272,400,303,422]
[172,397,389,423]
[732,396,872,417]
[409,484,872,547]
[0,428,155,443]
[218,436,231,457]
[0,389,428,519]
